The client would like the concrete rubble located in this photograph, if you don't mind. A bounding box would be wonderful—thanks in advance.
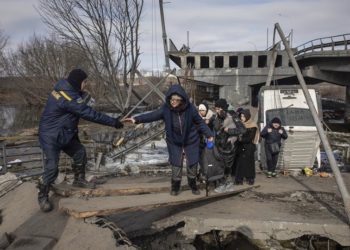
[1,159,350,249]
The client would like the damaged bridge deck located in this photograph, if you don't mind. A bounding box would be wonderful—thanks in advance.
[55,173,350,247]
[1,173,350,249]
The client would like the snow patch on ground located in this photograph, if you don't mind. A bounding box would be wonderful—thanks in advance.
[99,139,169,173]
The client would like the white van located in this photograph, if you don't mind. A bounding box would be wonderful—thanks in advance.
[258,85,322,170]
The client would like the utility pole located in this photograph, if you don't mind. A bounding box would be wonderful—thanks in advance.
[266,28,269,50]
[187,31,190,48]
[159,0,170,71]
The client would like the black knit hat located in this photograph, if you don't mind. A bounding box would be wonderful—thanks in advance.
[271,117,281,124]
[236,107,243,113]
[214,98,228,111]
[67,69,88,91]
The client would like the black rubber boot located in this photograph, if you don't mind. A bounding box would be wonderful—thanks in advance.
[72,174,96,189]
[38,183,53,212]
[72,164,95,189]
[188,177,200,195]
[234,178,244,185]
[246,178,255,185]
[170,180,181,196]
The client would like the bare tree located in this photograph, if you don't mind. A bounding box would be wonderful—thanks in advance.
[0,28,7,52]
[0,28,9,76]
[3,35,90,105]
[38,0,144,112]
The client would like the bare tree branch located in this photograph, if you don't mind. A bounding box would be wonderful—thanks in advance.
[0,28,9,76]
[37,0,144,112]
[3,35,90,105]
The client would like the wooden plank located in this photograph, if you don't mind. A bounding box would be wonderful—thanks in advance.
[52,182,183,197]
[59,185,259,219]
[52,180,199,197]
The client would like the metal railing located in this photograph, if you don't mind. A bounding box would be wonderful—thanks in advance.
[0,141,97,175]
[0,121,165,176]
[294,33,350,56]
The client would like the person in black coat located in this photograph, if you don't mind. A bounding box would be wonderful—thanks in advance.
[212,99,246,193]
[260,117,288,177]
[125,85,214,196]
[233,109,259,185]
[38,69,124,212]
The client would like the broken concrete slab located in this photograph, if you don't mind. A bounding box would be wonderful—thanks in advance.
[152,174,350,246]
[7,236,56,250]
[53,217,117,250]
[155,216,350,246]
[0,182,38,236]
[59,185,258,218]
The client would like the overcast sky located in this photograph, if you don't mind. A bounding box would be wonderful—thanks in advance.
[1,0,349,71]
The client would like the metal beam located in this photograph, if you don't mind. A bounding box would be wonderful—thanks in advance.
[275,22,350,225]
[123,69,175,119]
[265,42,280,86]
[135,70,166,100]
[159,0,170,70]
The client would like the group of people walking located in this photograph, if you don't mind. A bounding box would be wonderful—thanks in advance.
[37,69,287,212]
[128,84,288,195]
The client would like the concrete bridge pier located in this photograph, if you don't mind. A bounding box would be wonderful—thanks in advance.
[346,85,350,124]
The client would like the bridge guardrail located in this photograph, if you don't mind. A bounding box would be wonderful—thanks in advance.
[295,33,350,56]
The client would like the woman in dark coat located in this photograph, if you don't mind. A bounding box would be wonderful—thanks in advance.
[260,117,288,177]
[233,109,259,185]
[125,85,213,195]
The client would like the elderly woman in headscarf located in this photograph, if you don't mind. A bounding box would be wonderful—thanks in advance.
[198,102,214,129]
[125,85,213,196]
[198,101,215,154]
[233,109,259,185]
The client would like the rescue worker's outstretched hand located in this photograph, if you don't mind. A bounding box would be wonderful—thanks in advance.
[114,119,124,129]
[123,117,136,124]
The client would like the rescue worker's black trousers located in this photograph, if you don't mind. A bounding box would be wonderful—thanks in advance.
[41,137,87,185]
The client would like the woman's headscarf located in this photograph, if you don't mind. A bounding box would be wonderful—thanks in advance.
[239,109,260,144]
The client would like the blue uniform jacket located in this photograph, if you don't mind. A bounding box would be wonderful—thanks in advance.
[39,79,117,147]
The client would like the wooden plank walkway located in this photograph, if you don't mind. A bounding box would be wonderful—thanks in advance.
[59,185,258,218]
[52,181,178,197]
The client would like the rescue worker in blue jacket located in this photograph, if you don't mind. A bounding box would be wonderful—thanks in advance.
[38,69,123,212]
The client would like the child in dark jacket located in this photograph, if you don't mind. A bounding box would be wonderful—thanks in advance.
[260,117,288,177]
